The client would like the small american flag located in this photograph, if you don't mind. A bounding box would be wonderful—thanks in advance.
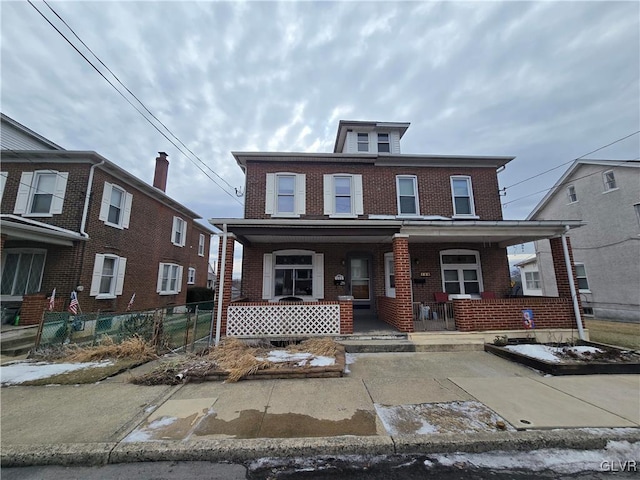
[68,291,79,314]
[126,293,136,312]
[48,288,56,312]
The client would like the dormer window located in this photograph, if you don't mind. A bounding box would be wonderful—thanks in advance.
[357,133,369,152]
[377,133,390,153]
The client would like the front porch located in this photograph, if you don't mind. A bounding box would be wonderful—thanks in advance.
[210,219,587,339]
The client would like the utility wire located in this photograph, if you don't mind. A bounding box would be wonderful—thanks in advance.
[41,0,238,195]
[502,159,637,207]
[27,0,243,206]
[502,130,640,191]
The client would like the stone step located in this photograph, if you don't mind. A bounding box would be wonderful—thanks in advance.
[1,342,35,356]
[414,342,485,352]
[339,340,415,353]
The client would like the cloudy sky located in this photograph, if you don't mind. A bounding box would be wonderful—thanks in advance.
[2,0,638,269]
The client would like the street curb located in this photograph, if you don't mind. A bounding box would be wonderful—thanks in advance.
[2,429,639,467]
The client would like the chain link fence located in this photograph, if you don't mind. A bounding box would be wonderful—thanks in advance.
[35,301,215,353]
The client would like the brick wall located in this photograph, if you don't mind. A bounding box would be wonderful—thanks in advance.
[453,297,578,332]
[19,294,63,326]
[339,299,353,334]
[392,235,414,332]
[244,161,503,220]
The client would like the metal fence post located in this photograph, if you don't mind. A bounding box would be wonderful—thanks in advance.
[190,305,199,353]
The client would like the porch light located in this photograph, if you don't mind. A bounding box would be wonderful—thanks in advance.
[413,258,420,265]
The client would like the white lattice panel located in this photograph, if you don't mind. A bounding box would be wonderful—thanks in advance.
[227,303,341,336]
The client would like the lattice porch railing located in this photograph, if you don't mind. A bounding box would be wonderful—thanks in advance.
[227,302,341,337]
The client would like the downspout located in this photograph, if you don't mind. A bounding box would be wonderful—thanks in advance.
[211,224,228,347]
[561,225,585,340]
[76,159,104,292]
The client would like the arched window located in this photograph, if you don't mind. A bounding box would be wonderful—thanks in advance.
[439,249,483,296]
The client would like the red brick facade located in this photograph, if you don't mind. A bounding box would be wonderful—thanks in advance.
[1,159,211,324]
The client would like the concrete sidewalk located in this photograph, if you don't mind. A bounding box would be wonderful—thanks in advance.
[1,351,639,467]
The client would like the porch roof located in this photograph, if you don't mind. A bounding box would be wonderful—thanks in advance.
[208,218,585,247]
[1,214,87,246]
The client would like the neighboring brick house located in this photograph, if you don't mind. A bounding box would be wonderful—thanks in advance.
[527,159,640,321]
[0,113,212,325]
[210,120,586,337]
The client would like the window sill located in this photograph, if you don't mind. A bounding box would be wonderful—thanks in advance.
[187,282,195,285]
[95,294,116,300]
[452,215,480,220]
[567,201,578,205]
[602,188,619,194]
[198,253,205,257]
[159,291,179,296]
[104,221,124,230]
[328,214,358,219]
[22,213,53,218]
[171,242,185,247]
[271,214,300,218]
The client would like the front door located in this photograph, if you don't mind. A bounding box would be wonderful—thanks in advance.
[349,256,372,316]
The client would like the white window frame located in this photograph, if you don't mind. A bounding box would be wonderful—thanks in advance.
[14,170,68,217]
[377,133,390,153]
[0,248,47,300]
[262,249,324,301]
[0,172,7,203]
[634,203,640,227]
[187,267,196,285]
[440,249,483,297]
[89,253,127,299]
[157,262,183,295]
[198,234,206,256]
[172,216,187,247]
[603,170,617,192]
[525,271,541,290]
[265,172,306,217]
[99,182,132,229]
[384,252,395,298]
[567,185,577,203]
[450,176,477,218]
[323,174,363,218]
[575,263,590,292]
[357,132,369,152]
[396,175,420,216]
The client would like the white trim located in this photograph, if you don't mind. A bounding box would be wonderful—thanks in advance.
[384,252,396,298]
[269,249,320,301]
[157,262,182,295]
[172,216,186,247]
[396,175,420,216]
[187,267,196,285]
[0,172,7,203]
[90,253,126,298]
[198,234,206,256]
[450,175,476,217]
[267,172,305,217]
[574,262,590,293]
[566,185,578,204]
[439,249,483,297]
[324,174,363,217]
[602,170,618,192]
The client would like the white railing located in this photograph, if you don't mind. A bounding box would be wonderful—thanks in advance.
[227,303,341,337]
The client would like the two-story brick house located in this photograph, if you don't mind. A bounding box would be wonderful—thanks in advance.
[210,120,586,338]
[0,113,212,325]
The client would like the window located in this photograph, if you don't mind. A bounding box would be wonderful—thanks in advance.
[384,252,395,297]
[396,175,419,215]
[265,173,306,216]
[450,176,476,217]
[0,172,7,202]
[377,133,390,153]
[0,249,46,298]
[187,267,196,285]
[357,133,369,152]
[14,171,68,216]
[635,203,640,226]
[323,174,363,217]
[198,234,206,256]
[99,182,132,228]
[157,263,183,295]
[440,250,483,295]
[575,263,590,291]
[525,271,541,290]
[172,217,186,247]
[89,254,126,298]
[603,170,617,191]
[567,185,577,203]
[262,250,324,300]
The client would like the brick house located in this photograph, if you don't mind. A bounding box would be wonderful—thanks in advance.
[210,120,586,338]
[0,113,212,325]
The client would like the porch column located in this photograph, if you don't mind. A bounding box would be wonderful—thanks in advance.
[214,233,236,338]
[393,234,413,332]
[549,235,585,334]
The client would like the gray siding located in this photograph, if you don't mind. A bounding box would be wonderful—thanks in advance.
[1,123,57,150]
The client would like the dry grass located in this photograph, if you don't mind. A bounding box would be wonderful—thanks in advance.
[62,335,158,363]
[132,337,340,385]
[585,319,640,351]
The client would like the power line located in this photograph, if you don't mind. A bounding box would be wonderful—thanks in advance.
[27,0,243,206]
[502,159,637,207]
[502,130,640,191]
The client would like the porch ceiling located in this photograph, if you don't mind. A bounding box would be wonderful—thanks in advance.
[209,218,585,247]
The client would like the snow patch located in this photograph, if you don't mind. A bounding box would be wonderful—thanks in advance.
[1,360,114,385]
[123,416,178,443]
[258,350,335,367]
[504,344,604,363]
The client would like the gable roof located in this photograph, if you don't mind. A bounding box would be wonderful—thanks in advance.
[1,113,65,150]
[526,159,640,220]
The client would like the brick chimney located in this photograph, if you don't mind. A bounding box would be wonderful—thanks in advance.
[153,152,169,192]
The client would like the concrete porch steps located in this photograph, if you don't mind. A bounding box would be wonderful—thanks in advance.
[337,332,487,353]
[1,326,38,357]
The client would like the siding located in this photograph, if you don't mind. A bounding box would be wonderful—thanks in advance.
[0,123,58,150]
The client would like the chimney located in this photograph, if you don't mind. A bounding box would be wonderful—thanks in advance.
[153,152,169,192]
